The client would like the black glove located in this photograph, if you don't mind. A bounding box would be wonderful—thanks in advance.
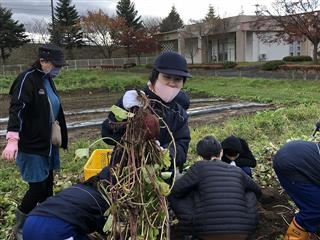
[312,121,320,137]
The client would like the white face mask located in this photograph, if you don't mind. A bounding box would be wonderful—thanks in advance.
[154,81,181,103]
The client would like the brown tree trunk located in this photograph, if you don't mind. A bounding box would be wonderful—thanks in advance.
[107,49,113,58]
[313,42,319,64]
[1,47,6,64]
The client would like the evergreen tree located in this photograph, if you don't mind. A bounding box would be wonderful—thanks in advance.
[116,0,142,29]
[204,4,219,22]
[49,0,83,51]
[0,5,29,63]
[159,6,184,32]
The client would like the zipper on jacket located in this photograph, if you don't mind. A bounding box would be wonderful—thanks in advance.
[43,79,52,157]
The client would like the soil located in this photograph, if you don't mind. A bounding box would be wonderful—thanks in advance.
[0,89,306,240]
[255,187,294,240]
[0,89,270,146]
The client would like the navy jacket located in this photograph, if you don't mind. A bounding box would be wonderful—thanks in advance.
[29,181,108,234]
[101,86,190,171]
[169,160,261,236]
[7,67,68,156]
[174,90,190,110]
[273,140,320,185]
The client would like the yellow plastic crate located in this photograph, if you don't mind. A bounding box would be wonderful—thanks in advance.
[83,149,113,180]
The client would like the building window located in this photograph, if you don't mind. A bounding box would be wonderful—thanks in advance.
[289,41,301,56]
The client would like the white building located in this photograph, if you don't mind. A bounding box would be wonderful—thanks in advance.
[155,15,313,63]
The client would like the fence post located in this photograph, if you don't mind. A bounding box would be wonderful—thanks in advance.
[19,64,22,72]
[2,65,4,75]
[291,70,295,80]
[146,57,148,65]
[112,58,114,66]
[87,59,90,69]
[74,60,77,70]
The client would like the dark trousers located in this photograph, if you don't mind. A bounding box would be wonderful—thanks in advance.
[276,174,320,233]
[23,215,89,240]
[19,170,54,214]
[199,234,248,240]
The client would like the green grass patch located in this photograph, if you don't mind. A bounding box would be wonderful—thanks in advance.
[0,70,148,94]
[2,71,320,106]
[0,71,319,106]
[186,76,320,104]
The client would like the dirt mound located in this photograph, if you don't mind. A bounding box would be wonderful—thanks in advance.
[256,187,294,240]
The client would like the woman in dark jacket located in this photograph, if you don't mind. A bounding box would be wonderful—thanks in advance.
[1,44,68,239]
[101,51,191,174]
[170,136,261,240]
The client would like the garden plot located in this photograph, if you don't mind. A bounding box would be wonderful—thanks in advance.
[0,89,271,144]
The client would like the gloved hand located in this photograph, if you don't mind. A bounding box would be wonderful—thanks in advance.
[122,90,144,110]
[155,140,165,151]
[313,120,320,137]
[1,131,19,161]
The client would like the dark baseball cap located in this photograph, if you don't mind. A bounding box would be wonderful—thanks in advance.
[38,44,67,67]
[154,51,191,78]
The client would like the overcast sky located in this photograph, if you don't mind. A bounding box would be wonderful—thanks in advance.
[1,0,273,26]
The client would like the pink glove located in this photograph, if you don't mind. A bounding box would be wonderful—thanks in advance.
[1,132,19,161]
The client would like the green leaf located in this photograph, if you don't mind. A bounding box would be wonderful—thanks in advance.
[162,150,171,169]
[160,171,172,180]
[111,105,135,121]
[74,148,89,159]
[103,214,113,233]
[157,179,170,196]
[142,166,151,184]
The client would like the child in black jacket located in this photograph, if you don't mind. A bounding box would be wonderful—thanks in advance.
[221,135,257,177]
[170,136,261,240]
[22,167,111,240]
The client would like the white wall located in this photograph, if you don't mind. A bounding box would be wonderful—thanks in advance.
[251,32,290,61]
[246,32,253,61]
[184,37,202,64]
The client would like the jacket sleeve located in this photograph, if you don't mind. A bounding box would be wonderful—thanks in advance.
[236,138,257,168]
[7,72,34,132]
[171,162,200,198]
[174,91,190,110]
[101,97,127,145]
[169,115,190,171]
[242,172,262,199]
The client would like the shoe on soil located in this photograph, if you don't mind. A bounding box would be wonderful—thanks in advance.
[284,218,311,240]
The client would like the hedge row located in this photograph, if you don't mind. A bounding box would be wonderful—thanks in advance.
[261,60,286,71]
[145,61,237,70]
[282,55,313,62]
[279,64,320,71]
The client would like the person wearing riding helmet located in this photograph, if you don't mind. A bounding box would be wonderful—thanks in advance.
[101,51,191,177]
[1,44,68,239]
